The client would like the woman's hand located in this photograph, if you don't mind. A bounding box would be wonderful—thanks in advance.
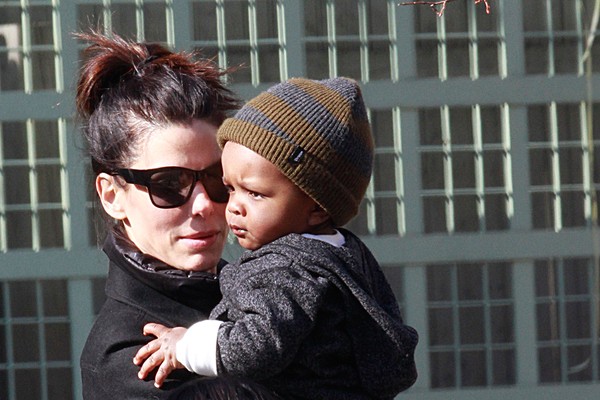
[133,322,187,388]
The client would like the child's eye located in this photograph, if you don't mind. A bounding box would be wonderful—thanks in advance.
[248,191,263,199]
[224,184,234,193]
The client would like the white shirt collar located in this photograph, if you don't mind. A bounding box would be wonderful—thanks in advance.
[302,230,345,248]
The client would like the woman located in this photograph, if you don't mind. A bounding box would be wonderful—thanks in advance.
[76,31,247,399]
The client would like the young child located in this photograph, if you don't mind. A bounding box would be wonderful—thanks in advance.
[134,77,418,399]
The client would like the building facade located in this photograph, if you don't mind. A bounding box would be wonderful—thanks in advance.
[0,0,599,399]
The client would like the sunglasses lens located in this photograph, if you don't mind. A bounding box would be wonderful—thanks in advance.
[148,169,195,208]
[201,175,230,203]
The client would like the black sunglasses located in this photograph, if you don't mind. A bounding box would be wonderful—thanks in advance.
[113,162,229,208]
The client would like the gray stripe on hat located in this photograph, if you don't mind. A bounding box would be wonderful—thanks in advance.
[234,103,298,146]
[268,80,372,177]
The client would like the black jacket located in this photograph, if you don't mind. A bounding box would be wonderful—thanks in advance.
[80,233,224,399]
[211,229,418,399]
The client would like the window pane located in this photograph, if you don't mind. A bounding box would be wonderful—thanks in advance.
[423,196,446,233]
[0,6,25,91]
[529,148,553,186]
[531,192,554,229]
[374,152,396,192]
[565,300,590,340]
[484,151,505,187]
[459,306,485,344]
[563,258,589,295]
[430,351,455,388]
[192,2,218,40]
[10,281,36,317]
[568,345,593,382]
[478,39,499,76]
[31,50,56,90]
[449,107,473,145]
[39,209,64,248]
[525,38,548,75]
[257,44,280,83]
[454,195,479,232]
[6,211,32,249]
[13,324,40,362]
[539,346,561,382]
[304,0,327,36]
[48,368,73,400]
[452,152,476,189]
[560,191,585,228]
[42,280,68,316]
[30,6,54,46]
[16,369,40,400]
[490,305,514,343]
[109,4,137,38]
[421,152,444,190]
[143,3,167,43]
[446,39,470,77]
[34,120,60,158]
[427,265,453,301]
[4,166,30,205]
[488,263,512,299]
[493,349,515,384]
[374,197,399,235]
[37,165,62,203]
[429,307,454,346]
[458,264,482,300]
[77,5,104,30]
[224,1,249,41]
[305,42,329,79]
[2,121,27,159]
[445,1,468,32]
[45,323,71,361]
[256,0,278,39]
[416,40,438,78]
[419,108,442,145]
[337,42,362,81]
[460,350,486,386]
[369,40,391,81]
[345,200,369,235]
[335,0,359,35]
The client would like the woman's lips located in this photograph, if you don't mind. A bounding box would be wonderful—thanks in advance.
[180,231,219,249]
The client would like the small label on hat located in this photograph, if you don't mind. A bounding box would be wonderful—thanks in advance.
[288,146,305,165]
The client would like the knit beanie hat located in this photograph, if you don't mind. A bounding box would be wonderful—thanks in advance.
[217,77,373,227]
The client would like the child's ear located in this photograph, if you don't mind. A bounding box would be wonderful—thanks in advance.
[308,204,331,227]
[96,173,127,220]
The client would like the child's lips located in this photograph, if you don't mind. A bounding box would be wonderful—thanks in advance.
[229,224,247,236]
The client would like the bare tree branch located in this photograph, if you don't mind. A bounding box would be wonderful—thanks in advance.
[399,0,491,17]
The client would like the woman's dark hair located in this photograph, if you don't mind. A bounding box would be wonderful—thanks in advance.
[76,30,239,174]
[166,376,281,400]
[74,30,239,241]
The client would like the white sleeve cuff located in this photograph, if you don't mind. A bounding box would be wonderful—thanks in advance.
[176,319,223,377]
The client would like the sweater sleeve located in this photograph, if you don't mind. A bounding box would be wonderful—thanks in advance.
[176,320,223,376]
[214,256,329,379]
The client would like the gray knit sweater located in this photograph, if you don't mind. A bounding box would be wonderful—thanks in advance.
[211,228,418,399]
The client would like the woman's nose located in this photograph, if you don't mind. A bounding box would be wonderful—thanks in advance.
[190,181,217,215]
